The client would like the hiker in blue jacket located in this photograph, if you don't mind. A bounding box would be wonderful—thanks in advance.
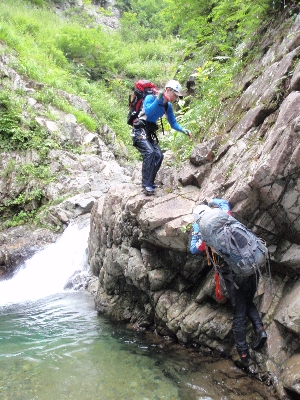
[190,198,267,368]
[132,79,192,195]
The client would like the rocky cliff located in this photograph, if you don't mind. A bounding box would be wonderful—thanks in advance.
[1,3,300,399]
[0,48,132,270]
[87,12,300,400]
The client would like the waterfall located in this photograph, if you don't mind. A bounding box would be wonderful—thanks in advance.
[0,219,90,306]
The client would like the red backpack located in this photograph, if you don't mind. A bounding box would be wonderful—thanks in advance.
[127,80,158,126]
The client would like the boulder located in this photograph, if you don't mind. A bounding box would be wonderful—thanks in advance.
[281,354,300,397]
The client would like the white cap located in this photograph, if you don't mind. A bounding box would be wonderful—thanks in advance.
[193,205,210,221]
[165,80,183,95]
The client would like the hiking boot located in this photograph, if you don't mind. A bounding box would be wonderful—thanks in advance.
[237,350,251,372]
[238,350,251,372]
[143,186,155,195]
[251,327,267,351]
[240,351,250,364]
[152,184,160,189]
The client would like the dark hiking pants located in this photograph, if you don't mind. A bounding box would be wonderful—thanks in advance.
[224,273,263,355]
[133,131,164,188]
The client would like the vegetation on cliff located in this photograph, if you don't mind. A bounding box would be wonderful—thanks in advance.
[0,0,298,228]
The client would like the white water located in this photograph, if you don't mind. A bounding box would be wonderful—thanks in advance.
[0,221,90,306]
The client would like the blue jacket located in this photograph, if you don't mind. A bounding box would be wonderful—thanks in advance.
[190,221,204,255]
[143,95,184,132]
[190,199,231,255]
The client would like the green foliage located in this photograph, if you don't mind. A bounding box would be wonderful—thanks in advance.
[177,57,241,137]
[0,131,59,229]
[2,183,45,228]
[16,164,54,184]
[6,189,43,207]
[0,90,53,154]
[5,210,37,228]
[54,25,115,79]
[74,111,98,132]
[0,0,295,230]
[118,0,171,40]
[160,0,277,48]
[160,128,194,162]
[0,104,22,143]
[0,0,184,149]
[0,160,51,184]
[115,0,294,143]
[181,222,193,233]
[27,0,45,5]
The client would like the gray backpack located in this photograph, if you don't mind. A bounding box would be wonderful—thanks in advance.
[198,208,269,277]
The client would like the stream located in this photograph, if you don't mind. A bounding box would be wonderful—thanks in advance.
[0,220,279,400]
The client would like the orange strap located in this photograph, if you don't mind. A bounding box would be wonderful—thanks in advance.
[205,247,211,265]
[206,247,224,301]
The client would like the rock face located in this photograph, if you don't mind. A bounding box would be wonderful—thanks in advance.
[88,13,300,400]
[0,225,60,274]
[53,0,120,31]
[1,5,300,399]
[0,51,132,270]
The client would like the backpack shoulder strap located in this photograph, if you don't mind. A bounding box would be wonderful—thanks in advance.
[158,101,168,135]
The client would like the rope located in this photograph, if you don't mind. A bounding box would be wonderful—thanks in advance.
[205,246,224,301]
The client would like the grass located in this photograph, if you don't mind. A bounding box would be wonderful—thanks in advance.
[0,0,185,151]
[0,0,281,229]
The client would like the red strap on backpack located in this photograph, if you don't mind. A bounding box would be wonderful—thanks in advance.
[214,271,223,301]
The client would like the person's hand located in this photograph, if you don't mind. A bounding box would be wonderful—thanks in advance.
[182,128,192,138]
[210,198,231,212]
[163,90,171,102]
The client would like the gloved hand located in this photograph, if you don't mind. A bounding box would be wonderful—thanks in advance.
[182,128,192,136]
[209,198,231,212]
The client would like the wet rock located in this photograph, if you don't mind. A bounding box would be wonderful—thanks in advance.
[281,353,300,397]
[0,226,59,274]
[274,279,300,336]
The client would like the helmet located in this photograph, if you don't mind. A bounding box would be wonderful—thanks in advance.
[165,80,183,95]
[193,205,210,221]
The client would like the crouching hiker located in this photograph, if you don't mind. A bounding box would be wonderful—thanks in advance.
[190,198,268,369]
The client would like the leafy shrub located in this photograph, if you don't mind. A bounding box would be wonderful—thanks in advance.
[0,89,55,154]
[0,105,22,143]
[16,164,54,184]
[5,210,37,228]
[54,25,119,79]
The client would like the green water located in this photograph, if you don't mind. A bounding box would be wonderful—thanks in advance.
[0,292,183,400]
[0,292,279,400]
[0,221,279,399]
